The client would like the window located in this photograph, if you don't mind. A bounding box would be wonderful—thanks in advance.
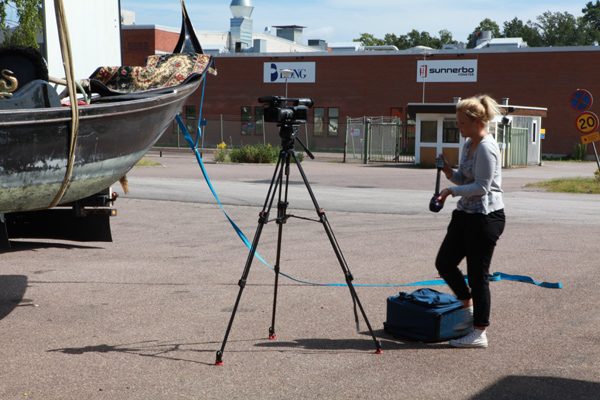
[255,107,264,136]
[184,106,197,135]
[186,105,196,120]
[421,121,437,143]
[241,106,252,135]
[328,108,339,137]
[186,121,196,136]
[442,120,459,143]
[314,107,325,137]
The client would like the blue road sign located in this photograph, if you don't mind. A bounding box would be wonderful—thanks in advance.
[570,89,593,111]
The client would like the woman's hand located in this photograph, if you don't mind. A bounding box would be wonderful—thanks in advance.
[438,153,453,179]
[435,187,453,206]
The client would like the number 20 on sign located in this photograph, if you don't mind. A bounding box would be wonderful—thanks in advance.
[576,112,599,134]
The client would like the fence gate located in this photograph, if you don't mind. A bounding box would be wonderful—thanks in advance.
[345,117,415,163]
[505,116,529,167]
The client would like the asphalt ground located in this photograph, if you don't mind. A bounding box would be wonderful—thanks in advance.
[1,149,599,399]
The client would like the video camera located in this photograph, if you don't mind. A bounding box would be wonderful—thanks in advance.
[258,95,314,125]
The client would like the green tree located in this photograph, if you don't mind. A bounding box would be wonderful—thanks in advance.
[467,19,501,47]
[354,33,385,46]
[354,29,454,50]
[0,0,43,48]
[582,0,600,30]
[438,29,456,46]
[406,29,439,48]
[502,17,544,47]
[535,11,597,46]
[383,33,405,48]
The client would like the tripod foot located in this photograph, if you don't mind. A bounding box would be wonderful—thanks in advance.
[375,348,383,354]
[215,351,224,366]
[269,333,277,340]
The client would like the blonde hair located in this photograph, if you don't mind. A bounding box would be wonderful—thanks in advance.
[456,94,501,122]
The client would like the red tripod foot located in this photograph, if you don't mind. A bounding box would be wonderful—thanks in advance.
[215,351,224,365]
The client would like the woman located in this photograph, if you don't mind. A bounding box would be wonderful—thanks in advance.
[434,94,506,348]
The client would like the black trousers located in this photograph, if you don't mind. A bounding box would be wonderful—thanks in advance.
[435,209,505,328]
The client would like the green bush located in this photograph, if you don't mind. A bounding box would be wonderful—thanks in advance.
[595,168,600,183]
[225,143,305,164]
[229,144,279,163]
[293,151,304,163]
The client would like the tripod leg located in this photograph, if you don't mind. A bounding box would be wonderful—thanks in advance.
[269,151,292,340]
[291,151,383,354]
[215,154,285,365]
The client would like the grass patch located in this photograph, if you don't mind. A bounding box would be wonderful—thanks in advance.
[526,177,600,194]
[135,157,162,167]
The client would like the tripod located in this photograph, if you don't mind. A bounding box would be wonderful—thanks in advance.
[215,123,382,365]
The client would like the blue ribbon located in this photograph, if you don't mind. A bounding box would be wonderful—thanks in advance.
[174,77,562,290]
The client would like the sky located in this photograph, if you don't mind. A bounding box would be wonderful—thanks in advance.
[119,0,588,45]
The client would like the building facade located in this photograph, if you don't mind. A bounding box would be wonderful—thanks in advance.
[121,25,600,159]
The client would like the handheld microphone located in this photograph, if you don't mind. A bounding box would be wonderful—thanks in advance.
[429,157,444,213]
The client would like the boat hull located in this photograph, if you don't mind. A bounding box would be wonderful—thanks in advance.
[0,79,200,214]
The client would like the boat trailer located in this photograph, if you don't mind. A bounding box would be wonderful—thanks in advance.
[0,189,117,250]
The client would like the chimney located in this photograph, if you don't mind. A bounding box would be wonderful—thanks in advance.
[229,0,254,51]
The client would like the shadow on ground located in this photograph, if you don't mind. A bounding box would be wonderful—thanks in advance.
[472,375,600,400]
[0,275,28,321]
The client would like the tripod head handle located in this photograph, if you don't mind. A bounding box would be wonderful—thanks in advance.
[295,136,315,159]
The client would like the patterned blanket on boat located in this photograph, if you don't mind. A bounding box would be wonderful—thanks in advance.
[89,53,213,94]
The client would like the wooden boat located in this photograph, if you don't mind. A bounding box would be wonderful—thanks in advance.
[0,0,212,248]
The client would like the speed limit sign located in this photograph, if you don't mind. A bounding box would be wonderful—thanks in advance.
[576,112,599,134]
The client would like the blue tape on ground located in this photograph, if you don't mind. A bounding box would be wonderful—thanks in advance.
[174,84,562,290]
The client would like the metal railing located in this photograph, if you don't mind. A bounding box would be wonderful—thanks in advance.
[345,117,415,163]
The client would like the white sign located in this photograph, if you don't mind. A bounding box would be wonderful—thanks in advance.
[264,62,316,83]
[417,60,478,83]
[351,129,361,137]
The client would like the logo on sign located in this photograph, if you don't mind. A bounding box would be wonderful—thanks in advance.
[264,62,316,83]
[417,60,477,82]
[269,63,309,82]
[270,63,278,82]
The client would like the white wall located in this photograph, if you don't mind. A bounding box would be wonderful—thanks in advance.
[43,0,121,80]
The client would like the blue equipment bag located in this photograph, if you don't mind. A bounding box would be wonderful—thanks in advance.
[384,288,471,342]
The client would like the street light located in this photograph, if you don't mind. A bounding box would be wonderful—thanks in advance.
[281,69,292,98]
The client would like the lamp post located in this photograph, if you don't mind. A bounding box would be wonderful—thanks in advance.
[281,69,292,98]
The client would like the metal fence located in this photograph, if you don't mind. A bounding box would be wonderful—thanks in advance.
[159,115,328,150]
[157,115,415,163]
[345,117,415,163]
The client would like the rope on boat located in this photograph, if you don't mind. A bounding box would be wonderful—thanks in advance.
[48,0,79,209]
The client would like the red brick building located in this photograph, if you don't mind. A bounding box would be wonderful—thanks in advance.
[122,25,600,158]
